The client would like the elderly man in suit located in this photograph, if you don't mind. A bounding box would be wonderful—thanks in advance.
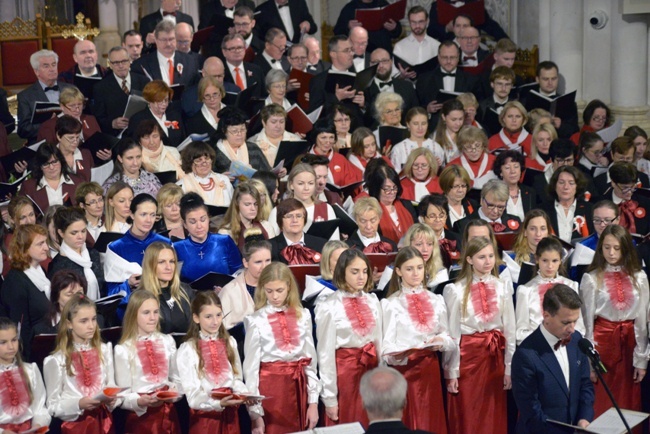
[17,49,71,143]
[140,0,194,53]
[221,33,265,98]
[512,284,594,433]
[304,36,331,74]
[360,367,432,434]
[93,46,149,135]
[132,19,202,88]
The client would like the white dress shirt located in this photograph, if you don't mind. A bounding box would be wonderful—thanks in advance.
[227,61,247,89]
[277,2,295,40]
[156,51,175,85]
[393,33,440,66]
[539,324,570,387]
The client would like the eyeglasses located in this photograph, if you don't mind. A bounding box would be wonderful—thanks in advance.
[203,93,221,101]
[84,198,104,207]
[451,184,468,190]
[333,117,350,123]
[289,56,308,62]
[109,59,130,66]
[62,134,81,143]
[42,159,61,169]
[193,157,212,166]
[283,213,305,220]
[383,108,401,116]
[64,103,84,111]
[270,83,287,90]
[371,58,392,65]
[233,21,252,28]
[554,157,574,165]
[463,143,482,151]
[271,42,287,53]
[593,217,618,226]
[224,46,245,52]
[176,40,191,46]
[227,127,247,135]
[426,213,446,221]
[614,183,637,194]
[592,116,607,122]
[152,99,170,105]
[412,163,430,170]
[381,186,398,194]
[335,48,353,54]
[483,198,506,212]
[156,37,176,44]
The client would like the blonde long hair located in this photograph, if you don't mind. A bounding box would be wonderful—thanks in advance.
[403,223,444,284]
[54,294,104,376]
[254,262,303,319]
[456,237,499,317]
[138,242,189,313]
[119,290,160,344]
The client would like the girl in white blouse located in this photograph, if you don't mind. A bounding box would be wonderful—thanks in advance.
[174,291,249,434]
[0,317,50,432]
[443,236,516,434]
[243,262,321,434]
[579,224,649,417]
[515,237,583,345]
[43,295,118,433]
[315,249,381,427]
[114,290,182,433]
[381,247,454,434]
[390,107,445,174]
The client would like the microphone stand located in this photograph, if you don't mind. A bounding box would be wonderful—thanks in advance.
[589,357,633,434]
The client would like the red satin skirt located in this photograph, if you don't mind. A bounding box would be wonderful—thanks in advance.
[0,420,31,432]
[258,359,311,434]
[189,408,239,434]
[62,406,114,434]
[125,402,180,434]
[324,343,378,428]
[593,317,641,417]
[447,330,507,434]
[392,349,448,434]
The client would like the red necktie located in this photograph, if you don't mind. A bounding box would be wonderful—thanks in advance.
[234,67,245,91]
[168,59,174,85]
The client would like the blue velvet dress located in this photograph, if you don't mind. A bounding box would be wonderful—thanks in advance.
[174,233,243,282]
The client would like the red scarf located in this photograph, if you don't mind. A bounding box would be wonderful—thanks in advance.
[378,201,414,243]
[618,200,639,234]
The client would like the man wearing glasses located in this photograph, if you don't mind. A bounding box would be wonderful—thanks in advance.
[453,179,521,235]
[221,33,265,97]
[393,6,440,81]
[458,26,488,67]
[93,46,149,136]
[594,136,650,196]
[252,28,290,77]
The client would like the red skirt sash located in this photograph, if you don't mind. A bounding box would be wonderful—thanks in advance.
[189,386,240,434]
[324,342,378,428]
[258,358,311,434]
[593,317,640,416]
[392,349,448,434]
[0,420,31,432]
[62,405,114,434]
[447,330,507,434]
[125,401,180,434]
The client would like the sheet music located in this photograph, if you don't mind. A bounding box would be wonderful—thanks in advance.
[588,408,650,433]
[289,422,365,434]
[91,161,114,185]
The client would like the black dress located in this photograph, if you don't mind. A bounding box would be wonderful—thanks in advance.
[158,283,195,334]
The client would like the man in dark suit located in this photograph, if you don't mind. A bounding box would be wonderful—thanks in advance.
[252,28,291,77]
[334,0,402,53]
[594,137,650,196]
[93,46,149,136]
[478,66,516,136]
[132,19,202,88]
[350,26,371,73]
[0,88,15,135]
[453,179,522,235]
[365,48,418,128]
[221,33,265,98]
[17,50,72,143]
[304,36,331,75]
[309,36,365,125]
[360,367,432,434]
[139,0,194,54]
[123,30,144,62]
[235,7,264,60]
[199,0,255,30]
[427,9,509,43]
[522,61,579,139]
[458,26,489,67]
[416,41,476,119]
[57,39,108,84]
[512,284,594,433]
[475,38,524,101]
[254,0,317,45]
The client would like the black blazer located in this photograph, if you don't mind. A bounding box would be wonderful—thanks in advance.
[596,190,650,236]
[364,421,432,434]
[185,110,218,137]
[269,233,328,263]
[92,72,149,135]
[125,107,186,147]
[252,53,291,78]
[522,84,579,139]
[17,81,73,143]
[212,141,272,173]
[47,249,106,298]
[364,78,418,128]
[416,67,477,108]
[223,62,265,98]
[519,184,538,216]
[158,283,195,334]
[594,170,650,197]
[544,199,594,242]
[445,198,478,232]
[254,0,318,44]
[0,87,15,135]
[1,268,50,361]
[132,50,202,88]
[199,0,255,29]
[453,210,522,237]
[478,96,514,136]
[306,60,331,75]
[333,0,402,52]
[308,68,364,127]
[346,232,397,251]
[139,10,195,53]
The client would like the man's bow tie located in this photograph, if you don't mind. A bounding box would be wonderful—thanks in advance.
[463,55,476,62]
[379,80,393,88]
[554,337,571,351]
[495,102,506,109]
[270,58,277,64]
[44,85,59,92]
[441,72,455,78]
[354,54,364,59]
[163,11,176,16]
[278,3,288,8]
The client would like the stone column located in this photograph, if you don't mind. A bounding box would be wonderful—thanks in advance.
[181,0,199,29]
[117,0,140,35]
[608,5,650,130]
[94,0,122,63]
[547,0,583,99]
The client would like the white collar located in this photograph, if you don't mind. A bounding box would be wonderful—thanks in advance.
[478,207,500,223]
[357,230,380,246]
[283,234,305,246]
[38,174,73,190]
[540,323,562,348]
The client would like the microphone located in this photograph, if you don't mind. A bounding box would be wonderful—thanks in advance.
[578,338,607,373]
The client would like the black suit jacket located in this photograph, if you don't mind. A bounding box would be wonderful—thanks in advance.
[522,84,579,139]
[596,190,650,236]
[212,141,272,173]
[461,48,489,65]
[333,0,402,53]
[92,72,148,135]
[185,110,218,137]
[223,62,265,98]
[0,88,15,135]
[252,53,291,78]
[139,10,195,53]
[346,232,398,251]
[131,50,202,88]
[254,0,318,44]
[544,199,594,241]
[306,60,331,75]
[365,79,418,129]
[519,184,538,216]
[594,170,650,197]
[309,68,364,126]
[478,96,513,136]
[199,0,255,29]
[269,233,328,263]
[512,328,594,434]
[364,421,432,434]
[445,198,478,231]
[17,81,72,143]
[416,67,476,108]
[125,107,186,147]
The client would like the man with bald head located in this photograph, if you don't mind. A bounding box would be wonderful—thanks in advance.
[364,48,417,128]
[304,36,330,75]
[58,39,107,84]
[350,26,370,72]
[182,56,239,116]
[175,22,194,54]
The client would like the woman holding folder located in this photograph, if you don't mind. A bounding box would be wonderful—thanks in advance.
[248,104,301,170]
